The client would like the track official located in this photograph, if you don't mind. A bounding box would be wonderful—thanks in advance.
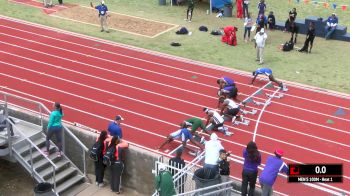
[91,1,109,33]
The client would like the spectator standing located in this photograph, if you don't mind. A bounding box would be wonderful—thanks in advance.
[44,102,63,157]
[289,21,299,44]
[267,11,275,30]
[44,0,53,8]
[285,8,297,31]
[299,22,316,53]
[256,14,267,33]
[242,0,249,18]
[108,115,124,139]
[259,149,289,196]
[325,13,338,40]
[236,0,243,19]
[169,148,186,194]
[184,0,195,22]
[109,136,129,194]
[204,133,224,173]
[257,0,266,15]
[241,141,261,196]
[254,28,267,65]
[244,12,253,42]
[91,1,109,33]
[218,149,231,195]
[94,130,108,187]
[155,164,177,196]
[58,0,62,5]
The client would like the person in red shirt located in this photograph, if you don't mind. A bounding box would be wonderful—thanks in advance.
[236,0,243,19]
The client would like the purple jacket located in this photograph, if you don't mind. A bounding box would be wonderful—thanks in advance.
[259,156,289,186]
[243,148,261,172]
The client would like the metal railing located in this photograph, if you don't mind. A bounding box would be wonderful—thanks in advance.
[6,118,59,194]
[0,91,89,178]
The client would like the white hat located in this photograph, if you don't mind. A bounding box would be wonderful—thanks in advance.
[210,133,218,141]
[158,163,166,171]
[260,28,265,33]
[101,0,105,4]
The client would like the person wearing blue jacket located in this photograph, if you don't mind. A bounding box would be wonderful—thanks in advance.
[45,102,64,157]
[241,141,261,196]
[325,13,338,40]
[259,149,289,196]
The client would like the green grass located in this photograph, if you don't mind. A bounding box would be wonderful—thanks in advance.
[1,0,350,93]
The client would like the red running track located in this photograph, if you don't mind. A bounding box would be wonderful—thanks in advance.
[1,16,350,195]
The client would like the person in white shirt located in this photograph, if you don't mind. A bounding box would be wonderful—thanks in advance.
[254,28,267,65]
[219,97,242,124]
[203,133,224,173]
[203,107,233,136]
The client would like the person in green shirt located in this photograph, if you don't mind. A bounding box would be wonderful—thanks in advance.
[44,102,64,157]
[155,164,177,196]
[185,117,210,135]
[184,0,195,22]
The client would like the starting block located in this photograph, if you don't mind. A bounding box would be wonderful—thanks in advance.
[232,115,250,126]
[241,109,257,115]
[253,100,271,106]
[274,85,288,92]
[266,93,284,99]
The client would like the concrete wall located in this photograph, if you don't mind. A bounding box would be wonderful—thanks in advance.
[8,108,159,195]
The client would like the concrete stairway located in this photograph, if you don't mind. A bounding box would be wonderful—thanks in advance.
[3,119,86,195]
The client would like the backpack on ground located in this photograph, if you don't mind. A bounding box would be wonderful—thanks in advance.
[103,146,116,166]
[89,141,102,161]
[282,41,294,52]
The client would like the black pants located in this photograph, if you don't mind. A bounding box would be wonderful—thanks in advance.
[46,126,62,152]
[242,4,248,18]
[187,8,193,21]
[95,159,106,184]
[299,37,314,52]
[241,170,258,196]
[58,0,62,4]
[110,162,124,192]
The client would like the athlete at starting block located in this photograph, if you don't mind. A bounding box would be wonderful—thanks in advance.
[250,68,287,91]
[219,97,250,126]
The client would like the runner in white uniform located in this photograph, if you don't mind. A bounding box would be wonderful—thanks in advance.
[203,108,233,136]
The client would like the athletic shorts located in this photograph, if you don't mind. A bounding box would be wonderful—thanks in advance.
[170,129,192,142]
[226,107,240,116]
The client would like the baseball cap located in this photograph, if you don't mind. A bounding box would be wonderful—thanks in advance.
[260,28,265,33]
[275,149,284,156]
[115,115,124,121]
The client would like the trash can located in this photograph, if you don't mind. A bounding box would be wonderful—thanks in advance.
[34,183,55,196]
[192,168,221,196]
[223,5,233,17]
[159,0,166,6]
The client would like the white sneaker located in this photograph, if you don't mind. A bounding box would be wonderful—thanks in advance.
[98,182,105,187]
[184,18,188,21]
[95,182,99,186]
[224,131,233,136]
[200,136,205,145]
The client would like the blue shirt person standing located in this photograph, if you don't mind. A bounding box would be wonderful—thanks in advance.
[90,1,109,33]
[325,13,338,40]
[108,115,124,138]
[259,149,289,196]
[251,67,283,88]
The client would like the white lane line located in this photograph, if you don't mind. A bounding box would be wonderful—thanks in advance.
[1,30,349,125]
[2,58,350,149]
[3,86,350,195]
[1,72,350,165]
[0,43,349,136]
[0,23,350,109]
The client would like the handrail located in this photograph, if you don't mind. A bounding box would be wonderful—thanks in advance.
[6,119,58,169]
[172,151,205,182]
[0,91,88,150]
[177,181,233,196]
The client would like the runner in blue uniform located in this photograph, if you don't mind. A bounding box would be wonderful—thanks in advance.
[250,68,283,88]
[156,123,204,152]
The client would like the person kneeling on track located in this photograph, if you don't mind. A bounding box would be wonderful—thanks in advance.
[156,122,204,156]
[219,97,245,126]
[203,107,233,136]
[250,67,284,88]
[217,76,235,90]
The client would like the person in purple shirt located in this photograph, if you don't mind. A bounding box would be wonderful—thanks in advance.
[108,115,124,138]
[257,0,266,15]
[241,141,261,196]
[250,67,283,88]
[217,76,235,89]
[259,149,289,196]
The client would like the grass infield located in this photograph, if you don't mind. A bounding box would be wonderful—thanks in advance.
[1,0,349,93]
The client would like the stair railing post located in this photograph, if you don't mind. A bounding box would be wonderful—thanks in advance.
[53,165,56,193]
[5,101,13,157]
[38,104,43,130]
[83,149,86,177]
[62,127,65,155]
[30,143,34,177]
